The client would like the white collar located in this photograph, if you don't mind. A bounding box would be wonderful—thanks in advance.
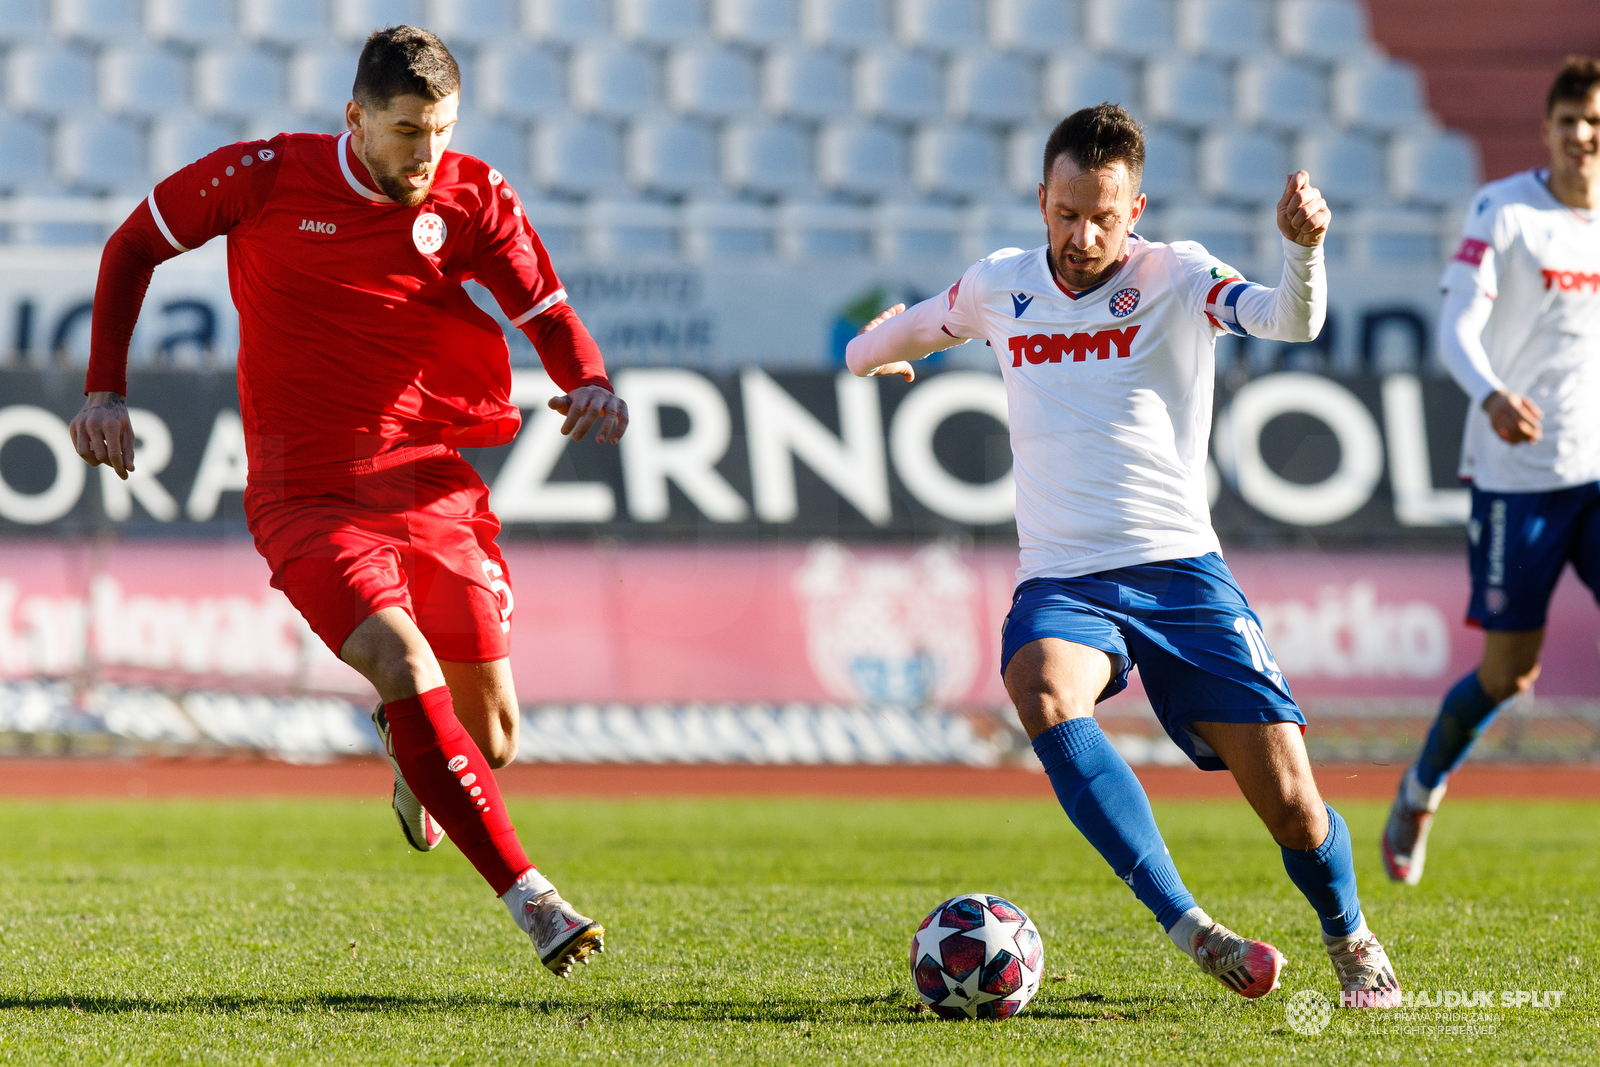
[337,131,392,204]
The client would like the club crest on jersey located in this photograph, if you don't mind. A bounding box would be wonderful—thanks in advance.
[412,212,447,254]
[1109,287,1140,317]
[1011,292,1034,318]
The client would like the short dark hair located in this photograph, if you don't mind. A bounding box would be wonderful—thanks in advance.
[1043,104,1145,190]
[352,25,460,109]
[1547,55,1600,114]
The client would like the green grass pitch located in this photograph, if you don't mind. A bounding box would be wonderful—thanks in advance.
[0,794,1595,1065]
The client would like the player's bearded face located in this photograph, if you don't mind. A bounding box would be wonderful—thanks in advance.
[1038,159,1145,292]
[348,92,460,207]
[1545,90,1600,183]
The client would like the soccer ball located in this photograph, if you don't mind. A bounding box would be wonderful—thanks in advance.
[909,893,1045,1020]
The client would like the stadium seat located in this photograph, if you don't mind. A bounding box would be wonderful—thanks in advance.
[1143,204,1256,264]
[519,195,582,254]
[195,47,289,116]
[721,119,812,196]
[1005,124,1047,196]
[5,45,98,116]
[1278,0,1373,61]
[447,114,529,187]
[586,197,681,257]
[1294,130,1386,203]
[947,52,1034,125]
[1235,58,1326,129]
[761,48,854,120]
[0,0,48,44]
[53,0,144,42]
[1332,58,1427,130]
[288,48,363,122]
[711,0,799,45]
[615,0,706,44]
[776,199,873,258]
[1198,129,1291,204]
[477,47,566,120]
[1042,55,1137,118]
[817,121,908,196]
[799,0,891,48]
[1346,207,1444,266]
[683,196,777,258]
[333,0,425,41]
[855,49,944,123]
[570,44,660,117]
[625,115,719,194]
[666,46,761,118]
[151,115,242,179]
[525,0,609,42]
[0,118,54,194]
[895,0,985,50]
[1142,126,1199,202]
[240,0,333,45]
[1084,0,1175,57]
[912,125,1003,198]
[988,0,1078,54]
[147,0,241,42]
[424,0,520,44]
[1144,58,1234,128]
[100,46,191,117]
[1389,129,1481,205]
[1174,0,1270,58]
[532,117,624,193]
[873,198,966,260]
[244,109,340,141]
[56,116,148,194]
[976,200,1045,254]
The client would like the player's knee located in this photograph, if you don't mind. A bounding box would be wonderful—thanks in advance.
[1480,661,1540,703]
[1267,797,1325,851]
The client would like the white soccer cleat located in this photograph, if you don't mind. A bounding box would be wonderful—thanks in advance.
[371,704,444,853]
[502,869,605,978]
[1325,926,1402,1008]
[1188,921,1285,999]
[1383,766,1447,886]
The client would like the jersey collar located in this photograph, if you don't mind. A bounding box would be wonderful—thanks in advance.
[1045,243,1134,301]
[338,131,394,204]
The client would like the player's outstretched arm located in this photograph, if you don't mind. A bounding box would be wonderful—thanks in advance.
[1231,172,1330,343]
[1436,286,1542,444]
[845,297,962,382]
[69,391,136,480]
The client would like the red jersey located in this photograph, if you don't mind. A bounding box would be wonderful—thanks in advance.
[88,131,610,480]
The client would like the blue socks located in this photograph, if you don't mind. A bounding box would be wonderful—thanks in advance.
[1032,718,1195,931]
[1416,670,1508,788]
[1281,804,1362,938]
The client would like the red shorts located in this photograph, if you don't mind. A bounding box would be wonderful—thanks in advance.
[244,449,513,661]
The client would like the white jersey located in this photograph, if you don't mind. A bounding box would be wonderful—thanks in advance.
[1442,169,1600,492]
[942,236,1264,584]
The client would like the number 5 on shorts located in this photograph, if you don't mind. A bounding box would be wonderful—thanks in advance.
[482,559,514,633]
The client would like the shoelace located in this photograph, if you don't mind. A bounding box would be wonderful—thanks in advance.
[1328,937,1394,989]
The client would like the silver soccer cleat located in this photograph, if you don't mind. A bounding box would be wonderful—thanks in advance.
[1383,766,1447,886]
[517,888,606,977]
[372,704,444,852]
[1325,928,1402,1008]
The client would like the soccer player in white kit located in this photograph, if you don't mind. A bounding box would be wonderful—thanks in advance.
[1384,57,1600,885]
[851,105,1401,1006]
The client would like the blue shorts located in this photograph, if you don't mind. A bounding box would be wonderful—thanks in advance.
[1000,553,1304,772]
[1467,482,1600,631]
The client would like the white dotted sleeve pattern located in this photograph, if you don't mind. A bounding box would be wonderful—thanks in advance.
[147,136,284,251]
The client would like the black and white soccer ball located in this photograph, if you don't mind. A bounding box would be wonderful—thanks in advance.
[909,893,1045,1020]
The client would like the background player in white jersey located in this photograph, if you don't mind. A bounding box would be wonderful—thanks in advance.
[848,105,1400,1006]
[1384,57,1600,886]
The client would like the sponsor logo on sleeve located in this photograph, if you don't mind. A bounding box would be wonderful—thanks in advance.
[257,147,275,161]
[1209,265,1243,281]
[1109,287,1140,317]
[1453,237,1490,266]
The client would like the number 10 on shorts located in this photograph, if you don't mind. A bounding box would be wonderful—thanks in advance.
[1233,616,1284,688]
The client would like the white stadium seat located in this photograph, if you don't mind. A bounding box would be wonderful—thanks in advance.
[525,0,610,42]
[533,117,624,193]
[615,0,706,44]
[1390,129,1481,205]
[1006,124,1048,195]
[1043,55,1137,118]
[1278,0,1372,61]
[712,0,799,45]
[100,46,191,117]
[1345,207,1443,267]
[895,0,985,50]
[0,118,54,194]
[855,48,943,123]
[666,46,761,118]
[1085,0,1175,58]
[0,0,49,44]
[800,0,892,48]
[1175,0,1271,58]
[288,48,362,122]
[684,197,777,258]
[1198,129,1291,204]
[53,0,144,42]
[147,0,241,43]
[195,47,289,116]
[1332,58,1428,130]
[586,197,681,257]
[912,125,1004,198]
[977,201,1045,254]
[947,52,1035,125]
[334,0,425,41]
[721,119,813,196]
[1143,204,1257,264]
[1236,58,1326,129]
[477,47,566,120]
[762,48,854,120]
[240,0,333,45]
[817,121,908,195]
[625,115,719,194]
[424,0,521,44]
[244,108,340,141]
[7,45,98,115]
[1144,58,1234,128]
[518,195,581,255]
[777,199,873,258]
[873,198,965,259]
[447,114,528,186]
[570,44,659,117]
[1294,130,1385,203]
[1142,126,1199,202]
[56,116,148,194]
[151,115,241,178]
[988,0,1079,55]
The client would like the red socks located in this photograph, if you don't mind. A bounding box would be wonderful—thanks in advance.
[383,686,533,896]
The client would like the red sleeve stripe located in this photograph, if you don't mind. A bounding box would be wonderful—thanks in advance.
[146,192,187,252]
[509,287,567,327]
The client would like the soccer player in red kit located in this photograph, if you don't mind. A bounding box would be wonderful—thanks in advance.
[68,26,624,978]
